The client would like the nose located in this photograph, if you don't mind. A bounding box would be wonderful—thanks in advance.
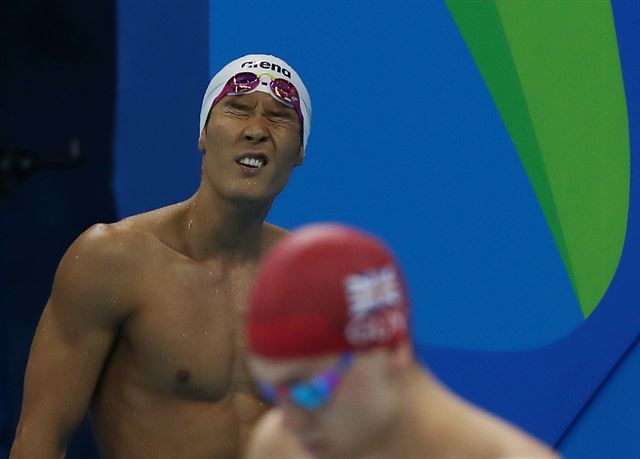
[243,115,269,144]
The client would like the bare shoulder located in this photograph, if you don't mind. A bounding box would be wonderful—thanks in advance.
[245,409,311,459]
[60,220,145,277]
[51,202,188,313]
[496,439,560,459]
[50,217,158,319]
[65,203,181,269]
[440,392,560,459]
[488,415,561,459]
[497,437,561,459]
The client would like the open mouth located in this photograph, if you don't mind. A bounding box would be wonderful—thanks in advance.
[236,154,268,169]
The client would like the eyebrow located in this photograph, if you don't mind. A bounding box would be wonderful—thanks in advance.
[268,107,297,118]
[225,99,251,108]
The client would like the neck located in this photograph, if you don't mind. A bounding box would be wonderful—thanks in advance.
[181,179,275,261]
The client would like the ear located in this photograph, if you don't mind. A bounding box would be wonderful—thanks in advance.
[294,144,305,167]
[198,129,206,153]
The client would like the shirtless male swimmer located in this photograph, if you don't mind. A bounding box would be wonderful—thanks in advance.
[10,53,311,459]
[244,223,561,459]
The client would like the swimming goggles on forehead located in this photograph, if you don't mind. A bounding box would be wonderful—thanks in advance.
[212,72,304,124]
[258,353,355,411]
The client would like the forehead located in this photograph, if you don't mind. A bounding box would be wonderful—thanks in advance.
[249,354,342,383]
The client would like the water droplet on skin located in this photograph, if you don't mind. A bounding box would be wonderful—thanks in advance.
[188,219,193,230]
[182,333,186,337]
[209,271,213,277]
[75,255,79,260]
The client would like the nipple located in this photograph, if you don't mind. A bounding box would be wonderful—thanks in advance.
[176,369,191,383]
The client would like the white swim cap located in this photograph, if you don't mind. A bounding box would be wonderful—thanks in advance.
[199,54,312,152]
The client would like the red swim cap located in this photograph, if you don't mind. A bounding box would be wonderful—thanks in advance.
[247,224,410,358]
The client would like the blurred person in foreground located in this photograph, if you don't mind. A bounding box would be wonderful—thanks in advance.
[245,223,560,459]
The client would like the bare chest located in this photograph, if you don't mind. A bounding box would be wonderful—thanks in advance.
[119,260,257,401]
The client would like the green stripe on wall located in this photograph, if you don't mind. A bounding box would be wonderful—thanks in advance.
[446,0,629,317]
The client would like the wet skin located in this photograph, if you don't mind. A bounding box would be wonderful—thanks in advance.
[11,91,304,459]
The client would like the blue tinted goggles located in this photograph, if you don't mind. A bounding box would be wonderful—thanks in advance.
[258,353,355,411]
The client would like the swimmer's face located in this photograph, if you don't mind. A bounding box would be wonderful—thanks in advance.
[198,91,303,204]
[250,350,398,458]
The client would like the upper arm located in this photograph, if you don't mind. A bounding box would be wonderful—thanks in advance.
[245,409,311,459]
[14,224,135,446]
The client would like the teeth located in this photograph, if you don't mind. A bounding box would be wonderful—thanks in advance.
[239,157,265,168]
